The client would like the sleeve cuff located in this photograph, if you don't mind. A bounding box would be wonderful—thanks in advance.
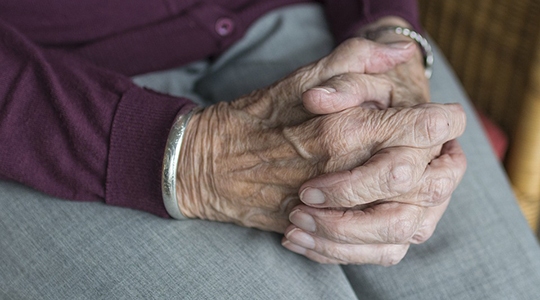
[325,0,422,44]
[106,86,197,218]
[342,10,423,43]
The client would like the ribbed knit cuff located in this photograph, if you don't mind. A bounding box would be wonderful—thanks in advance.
[328,0,422,44]
[106,86,196,217]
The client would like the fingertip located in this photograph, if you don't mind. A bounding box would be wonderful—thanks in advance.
[310,87,337,94]
[367,41,416,73]
[284,225,297,239]
[288,209,301,222]
[389,42,417,60]
[299,188,326,206]
[441,139,467,168]
[302,87,338,114]
[282,238,308,255]
[379,41,416,58]
[386,41,415,50]
[441,139,461,152]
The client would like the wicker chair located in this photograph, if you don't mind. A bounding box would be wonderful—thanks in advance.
[418,0,540,231]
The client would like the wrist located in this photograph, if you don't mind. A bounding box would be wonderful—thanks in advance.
[162,108,199,219]
[175,104,229,221]
[175,108,206,219]
[354,17,433,79]
[362,28,433,79]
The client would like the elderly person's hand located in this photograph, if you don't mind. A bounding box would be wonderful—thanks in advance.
[176,36,465,235]
[281,18,467,265]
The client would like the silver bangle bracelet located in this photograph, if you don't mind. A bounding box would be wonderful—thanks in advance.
[162,108,198,220]
[363,26,434,79]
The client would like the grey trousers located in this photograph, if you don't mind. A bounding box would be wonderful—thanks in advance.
[2,4,540,299]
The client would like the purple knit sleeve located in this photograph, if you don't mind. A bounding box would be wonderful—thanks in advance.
[322,0,422,43]
[0,19,196,217]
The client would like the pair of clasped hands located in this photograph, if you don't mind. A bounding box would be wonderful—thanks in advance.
[176,26,467,265]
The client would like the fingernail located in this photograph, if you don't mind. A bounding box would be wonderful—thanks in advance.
[388,42,414,49]
[300,188,326,205]
[289,210,317,232]
[311,87,336,94]
[282,239,307,255]
[287,229,315,249]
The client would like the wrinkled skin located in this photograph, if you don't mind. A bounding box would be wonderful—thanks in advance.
[281,21,467,265]
[177,36,467,265]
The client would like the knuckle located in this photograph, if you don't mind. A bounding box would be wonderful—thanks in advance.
[424,177,453,205]
[415,107,449,145]
[386,206,423,243]
[312,118,338,157]
[386,162,415,194]
[344,37,369,51]
[317,114,354,157]
[294,65,318,92]
[340,179,360,208]
[327,39,364,68]
[389,218,417,243]
[332,209,358,239]
[328,75,352,93]
[380,245,408,266]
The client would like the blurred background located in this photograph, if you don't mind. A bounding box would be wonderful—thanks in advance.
[418,0,540,233]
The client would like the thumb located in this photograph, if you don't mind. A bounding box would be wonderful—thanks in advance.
[317,38,416,79]
[235,39,416,125]
[299,40,417,114]
[276,38,416,103]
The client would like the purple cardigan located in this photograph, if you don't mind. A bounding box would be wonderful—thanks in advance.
[0,0,420,217]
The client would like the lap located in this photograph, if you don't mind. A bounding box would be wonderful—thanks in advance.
[0,181,355,299]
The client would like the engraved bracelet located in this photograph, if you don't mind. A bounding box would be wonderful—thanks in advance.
[363,26,434,79]
[162,108,197,219]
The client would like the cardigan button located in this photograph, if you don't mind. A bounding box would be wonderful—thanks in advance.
[215,18,234,36]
